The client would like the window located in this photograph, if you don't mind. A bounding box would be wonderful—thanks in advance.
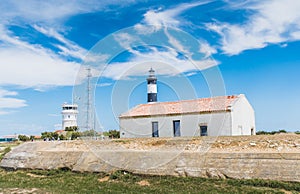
[152,122,159,137]
[173,120,181,137]
[200,125,208,136]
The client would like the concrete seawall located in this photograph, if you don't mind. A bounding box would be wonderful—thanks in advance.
[1,138,299,182]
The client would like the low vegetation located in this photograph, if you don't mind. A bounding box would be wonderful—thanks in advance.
[0,169,299,193]
[37,129,120,141]
[0,147,11,161]
[18,135,31,142]
[256,129,287,135]
[103,129,120,138]
[0,142,21,161]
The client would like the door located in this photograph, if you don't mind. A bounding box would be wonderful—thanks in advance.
[152,122,159,137]
[251,128,254,135]
[173,120,181,137]
[200,125,208,136]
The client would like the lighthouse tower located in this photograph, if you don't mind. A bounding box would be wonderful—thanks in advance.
[61,103,78,130]
[147,68,157,103]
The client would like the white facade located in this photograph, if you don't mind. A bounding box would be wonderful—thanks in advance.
[61,103,78,130]
[119,94,255,138]
[147,84,157,93]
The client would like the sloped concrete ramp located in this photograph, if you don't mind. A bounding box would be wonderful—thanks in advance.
[1,137,300,182]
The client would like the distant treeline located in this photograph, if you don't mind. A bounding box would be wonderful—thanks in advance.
[18,129,120,142]
[256,130,300,135]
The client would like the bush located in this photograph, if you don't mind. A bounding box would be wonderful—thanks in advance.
[71,132,81,140]
[81,129,97,136]
[106,130,120,138]
[18,135,30,141]
[65,126,78,131]
[59,134,66,140]
[278,129,287,133]
[256,130,287,135]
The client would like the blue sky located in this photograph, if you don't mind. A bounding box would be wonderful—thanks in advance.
[0,0,300,136]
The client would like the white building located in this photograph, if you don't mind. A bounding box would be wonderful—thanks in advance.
[119,94,255,138]
[61,103,78,130]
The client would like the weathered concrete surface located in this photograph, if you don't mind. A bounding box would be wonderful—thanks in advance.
[1,135,300,182]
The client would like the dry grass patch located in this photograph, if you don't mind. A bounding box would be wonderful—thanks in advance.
[98,176,110,182]
[137,180,150,186]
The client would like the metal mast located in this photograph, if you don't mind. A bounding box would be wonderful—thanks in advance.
[86,68,92,131]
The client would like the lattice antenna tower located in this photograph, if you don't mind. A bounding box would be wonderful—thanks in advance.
[86,67,92,131]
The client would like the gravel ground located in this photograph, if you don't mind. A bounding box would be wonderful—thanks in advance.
[45,133,300,153]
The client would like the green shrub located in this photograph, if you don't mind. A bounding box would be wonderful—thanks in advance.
[59,134,66,140]
[65,126,78,131]
[81,129,97,136]
[18,135,30,141]
[0,147,11,161]
[106,130,120,138]
[256,130,287,135]
[71,132,81,140]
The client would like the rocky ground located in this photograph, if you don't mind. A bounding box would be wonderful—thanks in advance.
[41,133,300,153]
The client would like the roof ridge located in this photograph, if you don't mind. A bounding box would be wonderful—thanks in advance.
[120,94,242,118]
[144,95,239,105]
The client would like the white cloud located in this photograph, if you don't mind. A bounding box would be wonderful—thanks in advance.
[146,2,210,27]
[110,4,220,81]
[0,14,82,89]
[33,25,87,60]
[0,88,27,115]
[206,0,300,55]
[135,1,212,32]
[199,41,217,58]
[113,32,138,51]
[97,83,112,87]
[0,0,140,89]
[110,1,218,81]
[163,28,190,56]
[0,0,138,24]
[102,46,218,80]
[0,89,17,97]
[0,46,80,88]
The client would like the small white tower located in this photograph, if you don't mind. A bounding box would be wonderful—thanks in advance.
[147,68,157,103]
[61,103,78,130]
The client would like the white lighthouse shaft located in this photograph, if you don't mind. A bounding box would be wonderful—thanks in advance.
[62,104,78,130]
[147,68,157,103]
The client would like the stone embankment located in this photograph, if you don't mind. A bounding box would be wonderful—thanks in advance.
[1,134,299,182]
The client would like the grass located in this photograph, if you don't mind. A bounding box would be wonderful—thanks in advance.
[0,147,11,161]
[0,141,19,161]
[0,169,299,194]
[0,141,299,193]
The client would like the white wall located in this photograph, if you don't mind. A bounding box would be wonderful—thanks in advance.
[62,110,78,130]
[231,95,255,135]
[119,111,232,138]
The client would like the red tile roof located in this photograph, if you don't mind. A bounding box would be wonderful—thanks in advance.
[120,95,239,118]
[55,130,65,134]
